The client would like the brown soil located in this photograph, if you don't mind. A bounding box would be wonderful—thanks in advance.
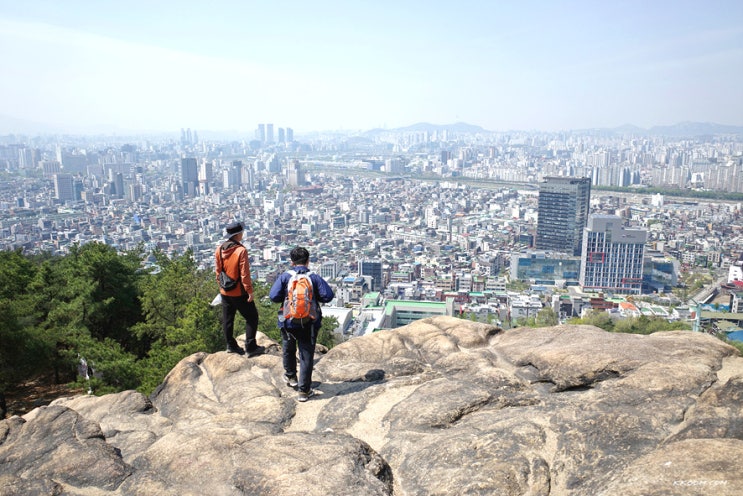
[3,376,84,418]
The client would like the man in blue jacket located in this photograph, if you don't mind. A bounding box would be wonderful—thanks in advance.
[269,246,335,402]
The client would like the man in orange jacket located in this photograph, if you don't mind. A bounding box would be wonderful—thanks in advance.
[215,221,264,356]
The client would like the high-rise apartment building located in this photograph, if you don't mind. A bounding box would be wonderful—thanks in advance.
[385,158,404,174]
[180,128,195,147]
[579,214,647,295]
[535,176,591,256]
[198,160,213,195]
[286,160,305,187]
[18,148,35,169]
[223,160,242,191]
[127,183,143,203]
[40,160,61,177]
[286,128,294,142]
[53,173,75,202]
[266,124,274,144]
[266,155,281,174]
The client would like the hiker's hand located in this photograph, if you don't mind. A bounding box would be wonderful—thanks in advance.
[247,293,253,302]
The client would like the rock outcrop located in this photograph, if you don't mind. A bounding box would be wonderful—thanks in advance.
[2,316,742,495]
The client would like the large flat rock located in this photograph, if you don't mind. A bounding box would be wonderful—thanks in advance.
[2,316,741,495]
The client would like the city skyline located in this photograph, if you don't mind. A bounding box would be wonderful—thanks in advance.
[1,1,742,135]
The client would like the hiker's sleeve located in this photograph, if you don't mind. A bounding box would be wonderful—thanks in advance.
[214,247,221,283]
[315,276,335,303]
[268,275,285,303]
[239,248,254,295]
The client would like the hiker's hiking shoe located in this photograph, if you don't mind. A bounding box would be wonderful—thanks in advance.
[246,345,265,357]
[283,374,298,388]
[297,390,315,402]
[226,346,245,355]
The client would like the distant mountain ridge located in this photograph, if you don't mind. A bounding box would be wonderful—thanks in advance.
[397,121,487,133]
[582,121,743,137]
[647,121,743,136]
[363,121,743,138]
[2,113,742,138]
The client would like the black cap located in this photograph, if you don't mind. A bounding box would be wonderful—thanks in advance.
[225,221,244,238]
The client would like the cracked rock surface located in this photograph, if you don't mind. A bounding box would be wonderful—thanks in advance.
[2,316,742,495]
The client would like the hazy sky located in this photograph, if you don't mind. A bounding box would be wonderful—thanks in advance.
[1,0,742,134]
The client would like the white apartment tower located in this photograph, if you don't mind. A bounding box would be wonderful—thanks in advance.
[579,214,647,295]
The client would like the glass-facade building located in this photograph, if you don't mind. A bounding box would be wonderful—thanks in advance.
[536,176,591,256]
[510,251,582,286]
[642,256,679,294]
[359,259,384,291]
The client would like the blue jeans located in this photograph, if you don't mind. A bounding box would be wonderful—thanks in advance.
[281,324,317,393]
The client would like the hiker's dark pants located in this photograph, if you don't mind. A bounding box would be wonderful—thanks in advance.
[221,295,259,351]
[281,323,317,393]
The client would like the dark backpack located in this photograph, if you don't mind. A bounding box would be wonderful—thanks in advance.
[219,270,239,291]
[282,270,317,326]
[218,245,241,291]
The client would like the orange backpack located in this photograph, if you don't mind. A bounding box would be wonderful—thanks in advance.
[282,270,317,325]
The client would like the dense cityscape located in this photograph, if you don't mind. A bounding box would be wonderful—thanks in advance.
[2,123,743,339]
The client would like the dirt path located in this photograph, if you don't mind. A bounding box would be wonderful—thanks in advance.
[3,376,83,418]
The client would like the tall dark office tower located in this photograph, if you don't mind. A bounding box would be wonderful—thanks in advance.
[535,176,591,256]
[180,157,199,197]
[359,259,383,292]
[113,173,125,199]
